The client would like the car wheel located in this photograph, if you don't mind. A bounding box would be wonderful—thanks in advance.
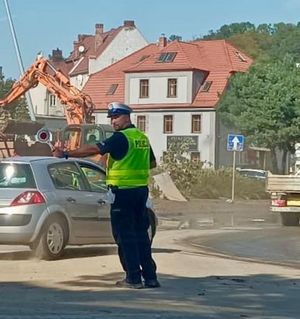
[33,216,68,260]
[280,212,300,226]
[147,208,157,243]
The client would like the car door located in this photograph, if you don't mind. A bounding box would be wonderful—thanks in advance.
[48,161,110,244]
[76,162,112,241]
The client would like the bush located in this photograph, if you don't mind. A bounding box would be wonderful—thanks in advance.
[189,168,268,199]
[150,142,269,200]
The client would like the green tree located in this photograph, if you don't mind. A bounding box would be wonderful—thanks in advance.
[267,23,300,62]
[218,54,300,173]
[169,34,182,41]
[159,139,202,197]
[200,22,300,63]
[203,22,256,39]
[0,74,30,122]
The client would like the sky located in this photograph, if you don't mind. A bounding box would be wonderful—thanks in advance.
[1,0,300,79]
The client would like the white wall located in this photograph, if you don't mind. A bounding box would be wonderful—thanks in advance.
[70,73,89,89]
[95,110,216,166]
[126,71,193,104]
[29,85,65,116]
[30,27,147,119]
[29,85,47,115]
[89,28,148,74]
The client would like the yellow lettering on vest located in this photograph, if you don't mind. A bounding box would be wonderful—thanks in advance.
[134,139,148,148]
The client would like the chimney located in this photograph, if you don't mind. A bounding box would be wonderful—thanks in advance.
[95,23,104,48]
[123,20,135,28]
[78,34,86,41]
[73,41,80,58]
[95,23,104,35]
[51,48,63,62]
[158,34,167,48]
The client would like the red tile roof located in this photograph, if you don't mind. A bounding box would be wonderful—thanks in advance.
[50,23,128,77]
[83,39,253,111]
[68,27,123,76]
[51,60,73,77]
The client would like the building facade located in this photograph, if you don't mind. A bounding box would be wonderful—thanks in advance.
[28,21,148,130]
[84,37,253,166]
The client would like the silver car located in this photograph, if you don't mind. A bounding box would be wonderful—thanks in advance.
[0,156,157,260]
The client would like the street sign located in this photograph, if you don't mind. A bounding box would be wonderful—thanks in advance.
[227,134,244,152]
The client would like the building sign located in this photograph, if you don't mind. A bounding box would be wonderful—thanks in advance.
[167,135,198,151]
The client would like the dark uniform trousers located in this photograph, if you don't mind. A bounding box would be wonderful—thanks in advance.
[110,186,157,284]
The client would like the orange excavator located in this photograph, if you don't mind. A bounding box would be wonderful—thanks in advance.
[0,56,113,159]
[0,56,94,125]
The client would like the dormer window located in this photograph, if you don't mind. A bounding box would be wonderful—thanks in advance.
[235,51,247,62]
[157,52,176,63]
[201,81,212,92]
[106,84,118,95]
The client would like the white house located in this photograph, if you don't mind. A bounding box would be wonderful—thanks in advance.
[83,37,253,167]
[28,20,148,129]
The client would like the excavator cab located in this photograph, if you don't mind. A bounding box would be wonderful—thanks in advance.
[61,124,114,149]
[60,123,114,164]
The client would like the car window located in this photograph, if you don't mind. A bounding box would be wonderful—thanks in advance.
[85,128,101,144]
[239,169,266,179]
[0,163,36,188]
[79,164,107,192]
[48,162,86,191]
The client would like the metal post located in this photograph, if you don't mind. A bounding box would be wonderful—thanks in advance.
[231,150,236,202]
[3,0,36,121]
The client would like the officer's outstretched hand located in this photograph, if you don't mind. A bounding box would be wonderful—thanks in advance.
[52,147,64,158]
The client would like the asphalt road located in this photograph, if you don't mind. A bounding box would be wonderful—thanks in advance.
[156,198,299,268]
[0,199,299,318]
[187,226,300,268]
[0,227,299,318]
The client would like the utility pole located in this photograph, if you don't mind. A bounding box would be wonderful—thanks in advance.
[3,0,36,121]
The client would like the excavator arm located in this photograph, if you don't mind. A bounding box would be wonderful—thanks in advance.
[0,57,94,124]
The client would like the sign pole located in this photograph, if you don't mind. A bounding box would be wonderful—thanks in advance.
[227,133,244,206]
[231,150,236,202]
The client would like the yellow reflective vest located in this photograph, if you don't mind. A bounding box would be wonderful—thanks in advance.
[106,127,150,188]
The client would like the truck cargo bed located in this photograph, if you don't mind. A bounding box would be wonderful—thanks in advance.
[267,174,300,192]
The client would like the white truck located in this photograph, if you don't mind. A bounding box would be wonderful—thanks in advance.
[266,173,300,226]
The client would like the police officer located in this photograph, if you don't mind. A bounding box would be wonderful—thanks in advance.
[53,102,160,289]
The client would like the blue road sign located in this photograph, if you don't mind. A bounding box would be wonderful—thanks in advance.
[227,134,244,151]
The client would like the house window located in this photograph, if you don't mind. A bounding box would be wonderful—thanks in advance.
[137,115,146,132]
[139,79,149,98]
[157,52,177,63]
[49,94,56,107]
[167,78,177,98]
[106,84,118,95]
[191,152,200,163]
[164,115,173,134]
[201,81,212,92]
[191,115,201,133]
[235,51,247,62]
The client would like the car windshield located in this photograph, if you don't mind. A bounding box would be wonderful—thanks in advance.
[239,170,266,178]
[0,163,36,188]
